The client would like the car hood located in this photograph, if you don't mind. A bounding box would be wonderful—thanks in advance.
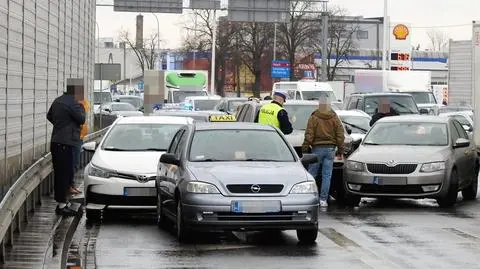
[112,111,144,117]
[349,145,448,163]
[92,150,165,174]
[187,162,309,186]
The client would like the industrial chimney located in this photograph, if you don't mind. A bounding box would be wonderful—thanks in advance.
[136,14,143,49]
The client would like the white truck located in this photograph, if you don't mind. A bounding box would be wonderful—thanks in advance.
[354,70,442,114]
[272,81,340,102]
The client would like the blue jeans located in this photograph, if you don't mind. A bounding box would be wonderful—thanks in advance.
[72,144,82,185]
[307,146,336,201]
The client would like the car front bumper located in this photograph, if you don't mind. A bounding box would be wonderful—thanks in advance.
[181,193,319,231]
[344,169,447,198]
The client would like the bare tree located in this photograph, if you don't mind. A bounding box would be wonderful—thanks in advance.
[182,10,238,95]
[119,30,160,76]
[236,22,275,97]
[310,7,359,80]
[427,29,449,51]
[278,1,318,80]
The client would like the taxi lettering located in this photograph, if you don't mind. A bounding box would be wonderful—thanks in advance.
[209,114,236,122]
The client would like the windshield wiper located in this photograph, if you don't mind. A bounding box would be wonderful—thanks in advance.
[342,121,368,133]
[244,158,282,162]
[103,147,129,151]
[142,148,167,151]
[363,142,380,145]
[194,158,229,162]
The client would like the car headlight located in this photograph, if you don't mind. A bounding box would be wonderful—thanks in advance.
[346,160,365,171]
[420,162,445,172]
[87,165,117,178]
[290,181,318,194]
[186,182,220,194]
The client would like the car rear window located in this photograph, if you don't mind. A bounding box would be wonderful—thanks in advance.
[364,96,419,115]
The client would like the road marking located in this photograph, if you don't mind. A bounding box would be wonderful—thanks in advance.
[319,227,402,269]
[443,228,480,241]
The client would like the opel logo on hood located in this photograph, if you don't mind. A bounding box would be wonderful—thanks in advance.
[250,184,261,193]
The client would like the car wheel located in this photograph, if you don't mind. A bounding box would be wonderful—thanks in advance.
[437,169,459,208]
[86,209,101,223]
[462,165,478,200]
[296,228,318,244]
[176,199,191,243]
[156,189,167,228]
[344,194,361,207]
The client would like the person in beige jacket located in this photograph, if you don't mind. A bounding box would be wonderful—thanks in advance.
[302,97,344,207]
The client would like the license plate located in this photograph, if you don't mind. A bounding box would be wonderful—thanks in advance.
[231,200,281,213]
[372,176,407,185]
[123,187,156,197]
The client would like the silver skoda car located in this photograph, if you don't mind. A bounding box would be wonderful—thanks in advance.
[343,115,478,207]
[156,122,319,243]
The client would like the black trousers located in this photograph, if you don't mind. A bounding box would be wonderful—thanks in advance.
[50,142,74,203]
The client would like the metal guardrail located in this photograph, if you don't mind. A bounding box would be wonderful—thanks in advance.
[0,127,110,263]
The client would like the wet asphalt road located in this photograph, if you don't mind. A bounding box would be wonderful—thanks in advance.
[89,197,480,269]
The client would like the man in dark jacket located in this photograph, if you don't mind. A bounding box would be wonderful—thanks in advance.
[302,97,344,207]
[254,92,293,135]
[47,85,86,216]
[369,98,399,126]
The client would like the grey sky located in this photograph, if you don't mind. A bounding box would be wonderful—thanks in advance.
[96,0,480,49]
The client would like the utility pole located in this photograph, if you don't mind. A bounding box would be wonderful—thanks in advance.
[273,23,277,61]
[321,12,329,81]
[382,0,389,91]
[210,9,217,95]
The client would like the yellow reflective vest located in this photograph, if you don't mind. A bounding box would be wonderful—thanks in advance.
[258,102,282,129]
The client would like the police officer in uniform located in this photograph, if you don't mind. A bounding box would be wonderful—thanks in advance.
[255,91,293,135]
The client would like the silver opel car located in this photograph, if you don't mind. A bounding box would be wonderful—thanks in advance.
[156,122,319,243]
[343,115,478,207]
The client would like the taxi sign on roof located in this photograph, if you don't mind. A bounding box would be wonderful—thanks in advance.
[209,114,236,122]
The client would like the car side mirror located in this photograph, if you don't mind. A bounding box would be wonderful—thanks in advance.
[463,125,473,132]
[160,153,180,166]
[345,126,352,135]
[300,154,318,169]
[453,138,470,148]
[82,141,97,152]
[419,108,429,114]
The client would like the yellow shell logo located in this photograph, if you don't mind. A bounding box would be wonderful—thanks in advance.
[393,24,409,40]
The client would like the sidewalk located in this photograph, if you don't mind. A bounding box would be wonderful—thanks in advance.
[0,169,84,269]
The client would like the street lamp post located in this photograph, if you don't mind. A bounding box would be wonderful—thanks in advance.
[95,21,103,128]
[152,14,160,70]
[210,9,217,96]
[382,0,389,91]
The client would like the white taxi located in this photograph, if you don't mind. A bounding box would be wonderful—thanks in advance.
[82,116,194,221]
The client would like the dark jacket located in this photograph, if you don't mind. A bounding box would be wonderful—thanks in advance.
[47,94,86,147]
[254,101,293,135]
[369,108,399,126]
[302,109,345,153]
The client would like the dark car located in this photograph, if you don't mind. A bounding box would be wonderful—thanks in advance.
[156,122,319,243]
[343,92,428,116]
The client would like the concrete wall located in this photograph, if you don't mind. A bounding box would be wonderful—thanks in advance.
[0,0,96,198]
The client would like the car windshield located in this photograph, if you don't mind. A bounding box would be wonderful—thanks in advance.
[363,122,448,146]
[118,97,143,109]
[283,104,317,130]
[408,92,437,104]
[172,91,207,103]
[301,91,336,102]
[228,100,247,112]
[189,130,295,162]
[191,100,220,111]
[339,115,370,133]
[102,124,184,151]
[112,103,136,111]
[94,92,112,104]
[364,96,419,115]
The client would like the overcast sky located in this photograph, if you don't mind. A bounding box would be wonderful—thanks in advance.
[95,0,480,49]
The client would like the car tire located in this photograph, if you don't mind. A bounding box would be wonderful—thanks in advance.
[344,194,361,207]
[86,209,101,223]
[462,165,478,201]
[437,169,459,208]
[156,189,167,228]
[296,228,318,244]
[176,199,191,243]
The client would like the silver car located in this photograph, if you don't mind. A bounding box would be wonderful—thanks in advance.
[156,122,319,243]
[344,115,478,207]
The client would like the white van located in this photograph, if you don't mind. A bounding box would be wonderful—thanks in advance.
[272,81,339,102]
[184,95,222,111]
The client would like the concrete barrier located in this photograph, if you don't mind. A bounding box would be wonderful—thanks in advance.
[0,127,109,263]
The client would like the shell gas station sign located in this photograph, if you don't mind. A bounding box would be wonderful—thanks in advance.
[390,23,412,71]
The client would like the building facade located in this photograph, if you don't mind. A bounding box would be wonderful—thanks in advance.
[0,0,96,197]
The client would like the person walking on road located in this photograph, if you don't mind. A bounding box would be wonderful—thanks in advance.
[255,91,293,135]
[302,97,344,207]
[369,98,398,126]
[70,99,90,194]
[47,85,85,216]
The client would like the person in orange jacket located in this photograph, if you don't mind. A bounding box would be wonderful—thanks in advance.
[70,99,90,194]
